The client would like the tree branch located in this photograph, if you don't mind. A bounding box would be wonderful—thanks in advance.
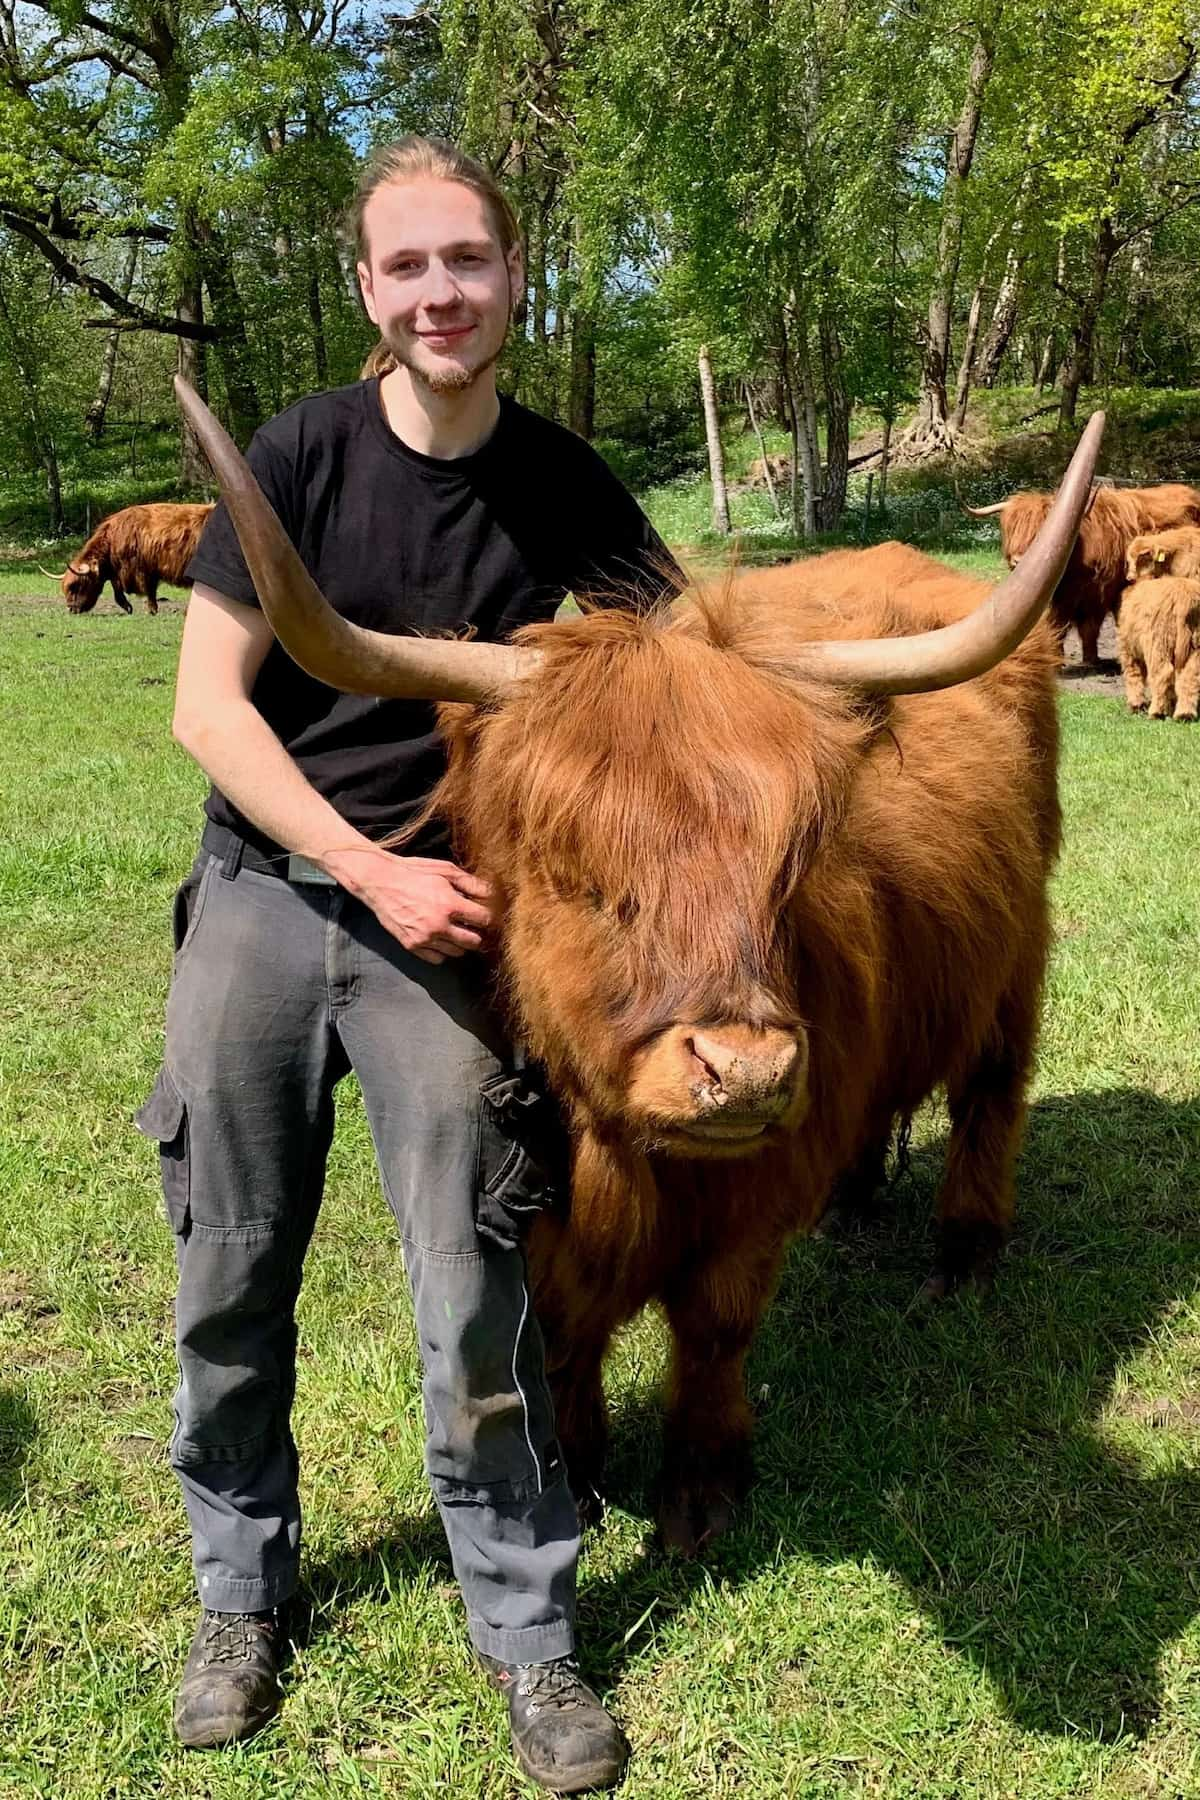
[22,0,162,63]
[0,197,172,245]
[0,211,216,337]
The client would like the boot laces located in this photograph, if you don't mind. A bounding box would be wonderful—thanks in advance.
[516,1657,590,1714]
[199,1611,275,1667]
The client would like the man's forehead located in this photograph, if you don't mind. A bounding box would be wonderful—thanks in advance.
[363,176,498,253]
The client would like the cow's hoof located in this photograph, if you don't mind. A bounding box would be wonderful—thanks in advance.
[921,1219,1005,1302]
[657,1446,753,1556]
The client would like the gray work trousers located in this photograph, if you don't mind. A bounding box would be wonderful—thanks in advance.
[135,845,578,1664]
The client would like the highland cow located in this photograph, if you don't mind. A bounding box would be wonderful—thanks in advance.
[1124,525,1200,586]
[51,503,214,615]
[1117,575,1200,720]
[965,483,1200,667]
[176,376,1102,1554]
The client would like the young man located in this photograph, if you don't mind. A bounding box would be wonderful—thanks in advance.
[137,137,678,1792]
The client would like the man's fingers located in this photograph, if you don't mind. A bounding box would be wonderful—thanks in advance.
[448,897,492,930]
[438,924,484,951]
[448,868,493,901]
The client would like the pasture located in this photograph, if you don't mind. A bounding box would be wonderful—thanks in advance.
[2,585,1199,1799]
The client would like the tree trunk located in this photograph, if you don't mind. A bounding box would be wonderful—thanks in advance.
[176,238,209,488]
[698,345,730,534]
[86,241,138,440]
[743,380,781,518]
[817,311,849,530]
[792,320,820,538]
[908,28,994,451]
[877,415,893,513]
[1035,331,1057,390]
[977,243,1022,388]
[1059,222,1116,430]
[568,307,595,440]
[0,276,64,532]
[952,265,988,432]
[304,246,327,390]
[193,217,261,441]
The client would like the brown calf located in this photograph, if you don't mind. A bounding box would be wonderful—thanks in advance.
[1117,575,1200,720]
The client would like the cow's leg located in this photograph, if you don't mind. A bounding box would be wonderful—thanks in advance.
[112,583,131,615]
[145,579,159,616]
[658,1244,785,1555]
[1173,650,1200,721]
[1122,653,1147,711]
[816,1126,893,1237]
[1147,654,1175,719]
[926,970,1041,1300]
[1077,614,1102,667]
[544,1331,611,1522]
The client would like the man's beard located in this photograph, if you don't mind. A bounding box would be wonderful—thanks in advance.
[384,322,506,397]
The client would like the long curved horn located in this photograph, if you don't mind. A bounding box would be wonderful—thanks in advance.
[173,377,539,702]
[959,498,1008,519]
[38,563,70,581]
[797,411,1104,695]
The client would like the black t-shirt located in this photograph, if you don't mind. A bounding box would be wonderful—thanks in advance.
[186,378,680,856]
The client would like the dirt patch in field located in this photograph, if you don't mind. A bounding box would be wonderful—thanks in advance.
[1058,617,1126,701]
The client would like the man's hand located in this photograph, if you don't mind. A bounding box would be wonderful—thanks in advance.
[326,845,495,964]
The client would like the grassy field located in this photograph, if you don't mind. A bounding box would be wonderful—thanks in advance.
[2,583,1200,1800]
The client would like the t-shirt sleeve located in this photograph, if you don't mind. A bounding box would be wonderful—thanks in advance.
[184,431,295,607]
[567,444,687,611]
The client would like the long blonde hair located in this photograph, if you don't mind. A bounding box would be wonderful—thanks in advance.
[351,137,520,380]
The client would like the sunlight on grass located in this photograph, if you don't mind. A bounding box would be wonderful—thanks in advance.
[1,589,1198,1798]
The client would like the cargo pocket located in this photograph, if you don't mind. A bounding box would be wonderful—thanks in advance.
[475,1067,570,1250]
[134,1066,190,1233]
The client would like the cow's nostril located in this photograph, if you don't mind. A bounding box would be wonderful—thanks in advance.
[685,1035,725,1093]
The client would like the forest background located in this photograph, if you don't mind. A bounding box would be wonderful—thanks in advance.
[1,0,1199,542]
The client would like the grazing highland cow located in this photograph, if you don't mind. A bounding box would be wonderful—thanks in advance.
[48,502,214,615]
[1124,525,1200,585]
[964,482,1200,667]
[177,377,1102,1553]
[1117,575,1200,720]
[747,451,791,491]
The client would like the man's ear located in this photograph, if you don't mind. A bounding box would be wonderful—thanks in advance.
[507,242,525,313]
[358,261,379,326]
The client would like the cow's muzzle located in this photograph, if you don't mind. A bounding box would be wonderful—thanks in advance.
[629,1022,809,1156]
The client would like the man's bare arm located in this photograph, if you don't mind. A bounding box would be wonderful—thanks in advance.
[172,583,493,964]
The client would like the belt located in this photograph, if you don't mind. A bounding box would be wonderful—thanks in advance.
[200,821,337,885]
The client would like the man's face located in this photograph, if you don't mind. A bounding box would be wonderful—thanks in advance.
[357,176,523,396]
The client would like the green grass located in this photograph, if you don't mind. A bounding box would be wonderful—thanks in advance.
[2,587,1200,1798]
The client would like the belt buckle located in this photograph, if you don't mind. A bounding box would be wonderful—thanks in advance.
[286,853,337,886]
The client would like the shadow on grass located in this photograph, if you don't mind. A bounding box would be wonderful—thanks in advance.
[0,1387,37,1510]
[298,1088,1200,1743]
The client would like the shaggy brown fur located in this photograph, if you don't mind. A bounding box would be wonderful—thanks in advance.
[1124,525,1200,585]
[1117,574,1200,720]
[996,484,1200,666]
[61,503,214,615]
[424,541,1061,1552]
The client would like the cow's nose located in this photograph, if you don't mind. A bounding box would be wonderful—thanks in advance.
[685,1026,803,1112]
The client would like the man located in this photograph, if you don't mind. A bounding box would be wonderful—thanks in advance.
[137,136,678,1793]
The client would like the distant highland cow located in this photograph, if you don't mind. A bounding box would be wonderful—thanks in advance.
[747,452,791,491]
[47,503,214,615]
[1124,525,1200,585]
[964,483,1200,666]
[1117,575,1200,721]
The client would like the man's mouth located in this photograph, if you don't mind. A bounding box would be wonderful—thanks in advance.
[419,325,475,347]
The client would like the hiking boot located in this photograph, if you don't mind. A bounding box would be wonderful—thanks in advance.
[173,1609,283,1748]
[480,1652,629,1793]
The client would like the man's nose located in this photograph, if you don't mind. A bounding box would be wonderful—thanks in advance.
[421,260,461,309]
